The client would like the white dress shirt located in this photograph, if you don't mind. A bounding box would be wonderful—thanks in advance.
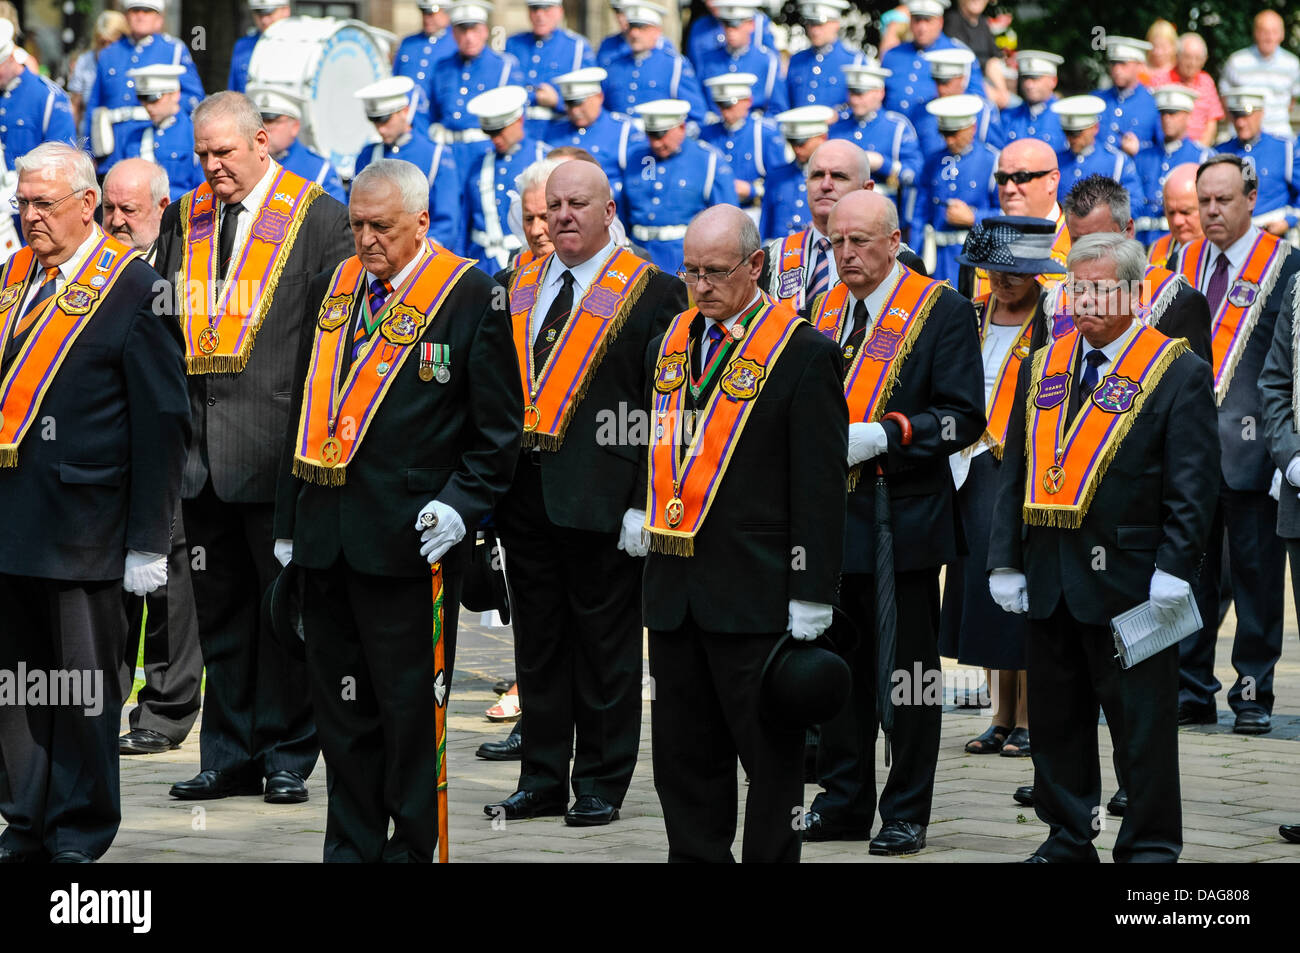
[839,261,903,347]
[808,225,839,288]
[699,290,761,367]
[530,238,616,345]
[1076,319,1139,386]
[19,225,104,317]
[221,159,280,266]
[1199,225,1261,294]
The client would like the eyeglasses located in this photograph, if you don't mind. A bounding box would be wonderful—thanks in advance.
[677,256,749,286]
[11,190,86,216]
[994,169,1053,186]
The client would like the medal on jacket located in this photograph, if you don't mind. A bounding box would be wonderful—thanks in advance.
[320,434,344,468]
[523,399,541,432]
[1043,451,1066,494]
[419,341,436,381]
[665,482,684,527]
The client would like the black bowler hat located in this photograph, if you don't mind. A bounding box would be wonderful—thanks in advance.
[263,563,305,661]
[460,533,511,624]
[760,610,855,729]
[957,215,1066,274]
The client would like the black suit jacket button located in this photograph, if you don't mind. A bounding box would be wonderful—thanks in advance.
[207,396,216,406]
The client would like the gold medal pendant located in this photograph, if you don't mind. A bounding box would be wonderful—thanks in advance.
[1042,464,1066,494]
[664,496,684,527]
[320,436,344,468]
[523,403,541,432]
[197,326,220,354]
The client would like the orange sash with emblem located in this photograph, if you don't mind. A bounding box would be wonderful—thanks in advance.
[0,236,137,466]
[291,246,475,485]
[1147,233,1176,268]
[645,297,803,555]
[1045,265,1185,340]
[769,231,812,311]
[1175,233,1288,403]
[179,166,321,374]
[1023,324,1187,527]
[508,247,654,449]
[973,293,1036,457]
[971,212,1070,300]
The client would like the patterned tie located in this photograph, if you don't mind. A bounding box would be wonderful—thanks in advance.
[808,237,832,303]
[353,278,392,359]
[218,202,243,280]
[15,266,60,338]
[533,270,575,370]
[703,321,727,368]
[1205,251,1230,315]
[1079,348,1107,400]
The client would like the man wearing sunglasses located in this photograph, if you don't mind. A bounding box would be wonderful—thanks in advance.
[121,64,202,203]
[621,98,737,274]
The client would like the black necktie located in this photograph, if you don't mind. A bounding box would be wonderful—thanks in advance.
[1079,348,1107,400]
[843,299,870,358]
[218,203,243,280]
[533,269,575,371]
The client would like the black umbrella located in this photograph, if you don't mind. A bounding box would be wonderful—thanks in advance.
[874,412,913,767]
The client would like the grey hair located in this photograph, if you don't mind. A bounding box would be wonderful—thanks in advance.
[737,214,760,258]
[15,141,98,204]
[515,157,566,196]
[147,162,169,205]
[1176,32,1207,59]
[1198,152,1259,196]
[351,158,430,213]
[1066,232,1146,286]
[1062,174,1131,231]
[193,91,264,146]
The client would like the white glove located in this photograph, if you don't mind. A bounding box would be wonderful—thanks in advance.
[274,538,293,567]
[1270,468,1282,501]
[1286,455,1300,490]
[617,508,649,558]
[988,568,1028,614]
[788,599,833,642]
[847,421,889,467]
[1149,568,1190,625]
[415,500,467,564]
[123,550,167,596]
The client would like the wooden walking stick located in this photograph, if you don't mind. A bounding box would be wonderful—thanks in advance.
[431,562,449,863]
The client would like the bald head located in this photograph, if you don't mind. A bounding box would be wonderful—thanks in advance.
[102,157,169,251]
[546,158,616,266]
[683,204,762,321]
[827,190,901,297]
[997,138,1060,217]
[807,139,874,232]
[1163,162,1203,246]
[1255,9,1284,56]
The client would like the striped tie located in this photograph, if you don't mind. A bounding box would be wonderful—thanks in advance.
[808,237,832,303]
[15,267,60,338]
[354,278,392,358]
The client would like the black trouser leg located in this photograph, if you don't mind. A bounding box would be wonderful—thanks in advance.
[1179,496,1224,708]
[1222,488,1286,715]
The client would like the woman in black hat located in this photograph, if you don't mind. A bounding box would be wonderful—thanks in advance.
[940,215,1065,758]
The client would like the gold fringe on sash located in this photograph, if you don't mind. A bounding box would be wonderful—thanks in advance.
[184,184,324,376]
[1022,338,1189,528]
[520,266,653,451]
[1214,243,1286,406]
[292,456,348,487]
[0,447,16,467]
[1146,273,1184,329]
[647,530,694,557]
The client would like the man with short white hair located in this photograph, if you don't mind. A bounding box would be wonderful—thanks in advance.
[103,158,170,263]
[275,158,522,861]
[989,231,1218,863]
[155,91,352,806]
[0,141,191,862]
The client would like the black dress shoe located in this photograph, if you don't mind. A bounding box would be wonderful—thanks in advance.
[1013,785,1035,807]
[476,721,523,761]
[868,819,926,856]
[1280,824,1300,844]
[565,794,619,827]
[1107,789,1128,817]
[264,770,309,804]
[1178,701,1217,725]
[169,769,263,800]
[1022,854,1050,863]
[119,728,179,755]
[0,845,39,863]
[483,789,565,820]
[1233,710,1271,735]
[49,850,93,863]
[801,809,872,842]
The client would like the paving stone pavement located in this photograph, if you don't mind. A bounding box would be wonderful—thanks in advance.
[11,605,1299,863]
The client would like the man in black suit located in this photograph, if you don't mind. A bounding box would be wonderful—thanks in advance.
[1029,175,1214,364]
[644,203,848,863]
[274,158,523,862]
[989,233,1218,863]
[758,139,924,316]
[102,158,203,756]
[802,190,985,855]
[153,91,353,803]
[484,161,687,826]
[0,142,190,862]
[1169,154,1299,736]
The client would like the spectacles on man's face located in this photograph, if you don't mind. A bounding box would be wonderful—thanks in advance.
[994,169,1053,186]
[677,255,749,286]
[11,190,86,216]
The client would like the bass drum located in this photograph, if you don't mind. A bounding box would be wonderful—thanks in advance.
[247,16,393,180]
